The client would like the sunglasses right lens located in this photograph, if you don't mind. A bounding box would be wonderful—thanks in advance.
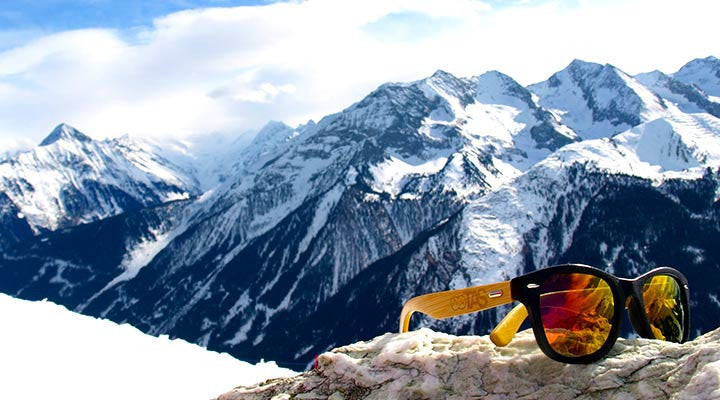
[642,274,684,342]
[540,273,615,357]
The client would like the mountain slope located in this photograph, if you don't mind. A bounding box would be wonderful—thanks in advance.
[635,70,720,118]
[283,121,720,357]
[673,56,720,98]
[529,59,669,140]
[0,124,200,247]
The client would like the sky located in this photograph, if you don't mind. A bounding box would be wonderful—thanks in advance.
[0,0,718,151]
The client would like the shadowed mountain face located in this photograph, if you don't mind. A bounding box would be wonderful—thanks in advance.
[1,57,720,367]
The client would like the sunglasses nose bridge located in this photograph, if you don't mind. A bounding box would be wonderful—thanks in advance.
[617,278,657,338]
[617,278,641,312]
[617,278,636,300]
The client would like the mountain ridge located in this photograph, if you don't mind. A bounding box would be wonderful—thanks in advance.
[39,123,93,147]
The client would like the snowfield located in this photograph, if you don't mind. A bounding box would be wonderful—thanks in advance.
[0,293,296,400]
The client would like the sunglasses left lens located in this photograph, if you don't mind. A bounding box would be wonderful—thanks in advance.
[642,274,684,342]
[540,273,615,357]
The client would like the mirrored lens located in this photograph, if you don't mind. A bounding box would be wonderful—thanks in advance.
[642,275,684,342]
[540,273,615,357]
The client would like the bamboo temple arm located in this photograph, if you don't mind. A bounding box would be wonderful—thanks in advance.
[399,281,513,333]
[489,303,528,346]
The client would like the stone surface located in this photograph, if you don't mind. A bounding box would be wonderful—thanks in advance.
[216,327,720,400]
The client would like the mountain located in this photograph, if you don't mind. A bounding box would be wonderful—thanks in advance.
[0,70,578,363]
[635,70,720,118]
[261,114,720,359]
[673,56,720,98]
[0,124,200,248]
[1,57,719,368]
[529,59,669,140]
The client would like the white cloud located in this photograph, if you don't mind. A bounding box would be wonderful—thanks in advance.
[0,0,718,146]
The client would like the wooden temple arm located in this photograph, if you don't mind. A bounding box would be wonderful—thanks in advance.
[399,281,513,333]
[489,303,528,346]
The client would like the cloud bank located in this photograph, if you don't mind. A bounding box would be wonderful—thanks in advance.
[0,0,718,147]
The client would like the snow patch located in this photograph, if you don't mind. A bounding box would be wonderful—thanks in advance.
[684,246,706,264]
[369,155,448,197]
[296,183,344,260]
[0,293,295,400]
[710,294,720,309]
[79,225,186,311]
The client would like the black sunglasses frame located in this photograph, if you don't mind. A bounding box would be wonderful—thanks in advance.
[510,264,690,363]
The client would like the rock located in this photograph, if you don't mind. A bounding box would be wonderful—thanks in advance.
[216,327,720,400]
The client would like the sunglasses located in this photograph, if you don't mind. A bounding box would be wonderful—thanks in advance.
[399,264,690,363]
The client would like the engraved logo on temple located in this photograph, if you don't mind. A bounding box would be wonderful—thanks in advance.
[450,289,489,311]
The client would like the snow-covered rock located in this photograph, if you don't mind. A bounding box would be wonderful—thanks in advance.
[217,327,720,400]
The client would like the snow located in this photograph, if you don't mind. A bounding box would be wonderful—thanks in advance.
[529,61,669,140]
[613,114,720,171]
[673,56,720,97]
[710,293,720,309]
[612,119,700,172]
[635,70,708,115]
[369,155,449,196]
[457,106,720,290]
[616,69,667,121]
[684,245,706,264]
[463,103,523,147]
[0,293,296,400]
[79,220,195,311]
[529,66,611,140]
[0,126,199,233]
[296,182,344,259]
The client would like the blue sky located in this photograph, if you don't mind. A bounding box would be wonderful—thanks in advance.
[0,0,267,30]
[0,0,718,149]
[0,0,270,48]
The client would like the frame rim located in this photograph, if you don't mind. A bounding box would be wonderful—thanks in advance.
[510,263,690,363]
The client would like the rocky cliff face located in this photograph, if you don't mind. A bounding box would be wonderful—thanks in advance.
[217,327,720,400]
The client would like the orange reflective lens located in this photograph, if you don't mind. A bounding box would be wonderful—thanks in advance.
[642,275,684,342]
[540,273,614,357]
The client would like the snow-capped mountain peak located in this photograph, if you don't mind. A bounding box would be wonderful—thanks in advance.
[246,121,297,156]
[529,59,668,140]
[0,125,200,241]
[673,56,720,98]
[635,69,720,118]
[472,70,533,107]
[39,123,93,147]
